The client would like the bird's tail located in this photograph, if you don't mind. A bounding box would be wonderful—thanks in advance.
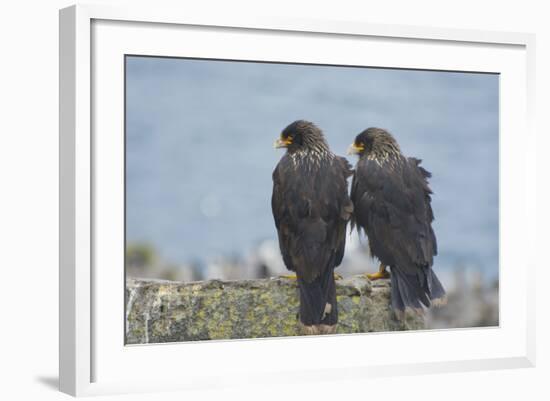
[390,266,446,315]
[297,266,337,328]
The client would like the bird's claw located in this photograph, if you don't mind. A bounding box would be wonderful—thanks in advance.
[365,270,390,280]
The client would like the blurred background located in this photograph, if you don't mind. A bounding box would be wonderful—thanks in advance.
[125,56,499,329]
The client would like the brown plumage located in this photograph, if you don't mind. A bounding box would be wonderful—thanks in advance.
[272,120,353,333]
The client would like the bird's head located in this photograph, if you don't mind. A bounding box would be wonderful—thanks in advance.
[274,120,329,154]
[347,127,401,159]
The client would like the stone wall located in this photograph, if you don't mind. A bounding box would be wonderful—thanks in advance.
[126,275,424,344]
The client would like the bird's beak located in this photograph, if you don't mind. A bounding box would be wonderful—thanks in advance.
[274,137,292,149]
[347,143,364,155]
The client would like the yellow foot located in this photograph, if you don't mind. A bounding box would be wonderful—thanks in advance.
[366,270,390,280]
[365,264,390,280]
[334,273,343,280]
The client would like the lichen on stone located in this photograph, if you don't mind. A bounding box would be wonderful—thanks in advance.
[125,275,424,344]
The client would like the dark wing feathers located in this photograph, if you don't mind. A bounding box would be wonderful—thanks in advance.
[351,156,436,274]
[272,155,353,282]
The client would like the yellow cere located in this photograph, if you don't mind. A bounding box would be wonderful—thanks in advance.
[274,136,293,148]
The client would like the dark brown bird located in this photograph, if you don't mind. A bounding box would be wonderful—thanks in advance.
[272,120,353,334]
[348,128,446,315]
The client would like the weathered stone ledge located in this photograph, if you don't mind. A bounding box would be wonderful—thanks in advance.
[126,275,424,344]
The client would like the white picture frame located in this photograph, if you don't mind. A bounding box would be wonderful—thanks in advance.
[59,3,536,397]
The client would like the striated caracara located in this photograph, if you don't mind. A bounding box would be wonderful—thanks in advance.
[348,127,446,316]
[272,120,353,334]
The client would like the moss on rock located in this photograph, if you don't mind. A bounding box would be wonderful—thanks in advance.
[126,275,424,344]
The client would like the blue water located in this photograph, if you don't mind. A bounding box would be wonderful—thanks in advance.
[126,56,499,279]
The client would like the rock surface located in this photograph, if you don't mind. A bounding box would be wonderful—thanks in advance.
[126,275,424,344]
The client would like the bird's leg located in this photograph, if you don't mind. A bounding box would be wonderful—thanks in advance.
[366,263,390,280]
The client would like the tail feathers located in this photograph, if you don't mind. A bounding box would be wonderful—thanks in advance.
[426,268,447,305]
[297,267,337,326]
[390,266,446,314]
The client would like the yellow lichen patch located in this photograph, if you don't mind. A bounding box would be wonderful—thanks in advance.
[208,317,234,340]
[157,285,172,298]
